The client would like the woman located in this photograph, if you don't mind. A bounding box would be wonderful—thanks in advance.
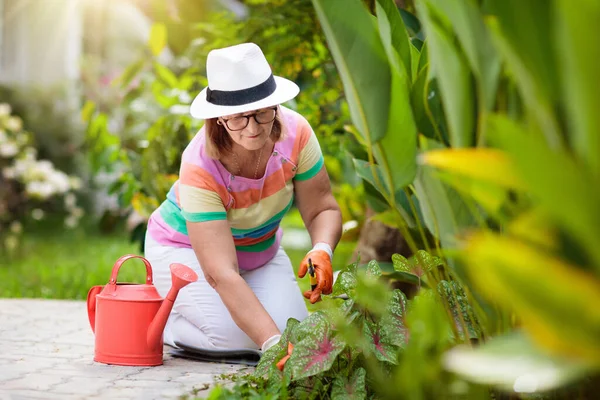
[144,42,342,360]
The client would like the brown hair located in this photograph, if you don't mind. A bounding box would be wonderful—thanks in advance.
[204,106,286,159]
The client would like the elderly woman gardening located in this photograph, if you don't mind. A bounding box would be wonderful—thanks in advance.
[144,43,342,366]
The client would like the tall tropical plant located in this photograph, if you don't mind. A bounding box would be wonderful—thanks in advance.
[310,0,600,397]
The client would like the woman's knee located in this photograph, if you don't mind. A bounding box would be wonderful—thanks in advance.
[169,313,256,350]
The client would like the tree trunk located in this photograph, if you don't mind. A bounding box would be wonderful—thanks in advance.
[352,206,419,298]
[351,206,411,263]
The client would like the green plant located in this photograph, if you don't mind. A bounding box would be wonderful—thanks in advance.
[204,254,491,399]
[0,103,83,257]
[309,0,600,396]
[83,1,365,245]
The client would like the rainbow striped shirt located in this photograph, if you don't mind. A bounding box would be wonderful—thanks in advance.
[146,106,324,270]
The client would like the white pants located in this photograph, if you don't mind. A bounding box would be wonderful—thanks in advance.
[144,233,309,350]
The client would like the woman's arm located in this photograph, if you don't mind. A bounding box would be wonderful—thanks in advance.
[294,167,342,251]
[186,219,280,348]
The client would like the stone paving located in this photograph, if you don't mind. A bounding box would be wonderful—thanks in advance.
[0,299,250,400]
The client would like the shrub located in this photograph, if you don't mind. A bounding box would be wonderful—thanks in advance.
[0,103,83,256]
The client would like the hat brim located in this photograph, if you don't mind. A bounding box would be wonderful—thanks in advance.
[189,76,300,120]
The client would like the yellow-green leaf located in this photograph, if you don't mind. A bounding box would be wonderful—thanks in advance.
[149,23,167,57]
[464,232,600,363]
[420,148,526,190]
[80,100,96,123]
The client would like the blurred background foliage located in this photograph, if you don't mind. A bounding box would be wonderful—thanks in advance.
[82,0,365,261]
[1,0,599,398]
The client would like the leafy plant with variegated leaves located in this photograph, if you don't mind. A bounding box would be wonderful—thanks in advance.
[392,250,442,290]
[249,259,410,399]
[205,254,496,399]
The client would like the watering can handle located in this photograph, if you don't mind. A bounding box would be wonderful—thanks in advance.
[109,254,153,285]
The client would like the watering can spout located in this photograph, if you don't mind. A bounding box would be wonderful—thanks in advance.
[147,263,198,351]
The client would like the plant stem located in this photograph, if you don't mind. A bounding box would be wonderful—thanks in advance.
[404,186,431,254]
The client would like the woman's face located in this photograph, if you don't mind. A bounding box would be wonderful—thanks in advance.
[219,107,277,152]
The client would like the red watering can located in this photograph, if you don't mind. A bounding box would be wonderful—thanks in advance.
[87,254,198,366]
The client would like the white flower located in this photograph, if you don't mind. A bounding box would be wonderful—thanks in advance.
[26,181,55,199]
[5,117,23,132]
[49,170,71,193]
[0,142,19,158]
[13,158,34,178]
[24,160,53,182]
[31,208,45,220]
[0,103,12,116]
[10,221,23,234]
[0,129,7,143]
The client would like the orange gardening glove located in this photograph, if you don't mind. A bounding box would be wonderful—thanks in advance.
[298,244,333,304]
[276,342,294,371]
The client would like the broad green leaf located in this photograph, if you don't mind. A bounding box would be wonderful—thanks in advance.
[148,23,167,56]
[507,209,557,252]
[353,159,416,226]
[399,8,422,38]
[391,250,441,278]
[433,169,507,217]
[437,280,481,341]
[416,1,475,147]
[364,320,398,364]
[426,0,500,110]
[375,0,412,77]
[330,271,357,298]
[443,331,596,393]
[414,163,477,249]
[391,254,411,273]
[417,40,428,75]
[354,272,392,317]
[410,68,449,144]
[153,62,178,88]
[555,0,600,179]
[405,290,453,348]
[339,298,361,325]
[115,59,144,89]
[365,259,382,278]
[378,262,423,287]
[409,43,420,83]
[287,334,346,381]
[292,311,331,345]
[485,8,562,149]
[80,100,95,123]
[464,232,600,362]
[312,0,391,144]
[374,0,418,191]
[486,0,560,104]
[380,289,409,347]
[331,367,367,400]
[419,148,526,190]
[488,115,600,271]
[255,318,300,377]
[413,250,442,274]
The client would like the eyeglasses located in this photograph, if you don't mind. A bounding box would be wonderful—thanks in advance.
[220,108,277,131]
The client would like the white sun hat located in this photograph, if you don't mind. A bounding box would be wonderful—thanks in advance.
[189,43,300,119]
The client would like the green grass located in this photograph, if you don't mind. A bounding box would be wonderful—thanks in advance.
[0,222,142,299]
[0,214,356,306]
